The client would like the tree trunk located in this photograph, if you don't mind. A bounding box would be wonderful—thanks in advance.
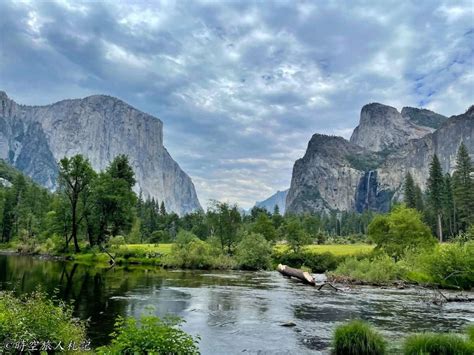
[277,264,315,285]
[71,199,80,253]
[437,213,443,243]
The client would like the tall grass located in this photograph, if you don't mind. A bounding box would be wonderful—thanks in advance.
[403,333,474,355]
[332,320,386,355]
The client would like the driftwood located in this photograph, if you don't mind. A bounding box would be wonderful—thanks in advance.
[436,289,474,303]
[277,264,342,291]
[277,264,315,285]
[100,245,116,265]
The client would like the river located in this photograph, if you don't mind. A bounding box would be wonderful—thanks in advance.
[0,254,472,354]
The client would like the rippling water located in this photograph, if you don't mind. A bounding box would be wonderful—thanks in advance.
[0,254,472,354]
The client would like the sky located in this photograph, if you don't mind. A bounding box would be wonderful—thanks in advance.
[1,0,473,209]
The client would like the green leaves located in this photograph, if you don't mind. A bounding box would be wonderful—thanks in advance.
[368,205,435,259]
[97,314,200,354]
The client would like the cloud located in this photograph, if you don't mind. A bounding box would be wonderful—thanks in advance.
[1,0,472,208]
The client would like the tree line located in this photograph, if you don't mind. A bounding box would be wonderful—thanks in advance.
[0,142,472,253]
[404,142,473,241]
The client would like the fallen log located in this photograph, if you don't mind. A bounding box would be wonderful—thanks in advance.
[277,264,315,285]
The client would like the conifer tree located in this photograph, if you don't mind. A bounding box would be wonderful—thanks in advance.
[404,172,417,209]
[427,154,444,242]
[160,201,167,216]
[414,186,424,212]
[452,142,474,231]
[442,173,455,237]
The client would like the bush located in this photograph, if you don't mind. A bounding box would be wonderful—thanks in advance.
[235,232,272,270]
[273,250,342,273]
[163,231,235,269]
[330,254,405,284]
[109,235,126,245]
[369,205,436,259]
[423,242,474,289]
[402,242,474,289]
[0,291,87,347]
[97,314,199,354]
[332,320,386,355]
[403,333,474,355]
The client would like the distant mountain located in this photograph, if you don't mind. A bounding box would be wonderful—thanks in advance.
[0,91,201,215]
[286,104,473,214]
[256,189,288,214]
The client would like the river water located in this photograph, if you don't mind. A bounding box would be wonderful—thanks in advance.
[0,254,472,354]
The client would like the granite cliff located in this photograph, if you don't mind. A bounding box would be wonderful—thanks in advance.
[0,91,201,215]
[286,103,473,214]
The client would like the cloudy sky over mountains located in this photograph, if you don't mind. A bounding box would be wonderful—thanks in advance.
[1,0,473,207]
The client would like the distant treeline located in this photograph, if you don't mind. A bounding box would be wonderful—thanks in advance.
[0,143,472,253]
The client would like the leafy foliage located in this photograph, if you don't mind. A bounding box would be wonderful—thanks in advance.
[369,205,435,259]
[0,291,86,346]
[279,217,311,253]
[235,232,272,270]
[163,231,235,269]
[331,254,404,284]
[97,314,200,355]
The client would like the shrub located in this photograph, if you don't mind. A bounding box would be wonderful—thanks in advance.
[272,250,343,273]
[369,205,436,259]
[423,242,474,289]
[163,231,234,269]
[403,333,474,355]
[332,320,386,355]
[109,235,126,245]
[97,314,199,354]
[235,232,272,270]
[330,254,405,284]
[0,291,87,346]
[402,242,474,289]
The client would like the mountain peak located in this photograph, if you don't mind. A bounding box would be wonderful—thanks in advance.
[401,106,447,129]
[0,90,9,101]
[351,102,432,151]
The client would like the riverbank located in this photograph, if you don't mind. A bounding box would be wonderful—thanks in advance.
[2,241,473,291]
[1,253,473,354]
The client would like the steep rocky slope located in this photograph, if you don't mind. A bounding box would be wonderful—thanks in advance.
[350,103,433,151]
[0,91,201,215]
[401,106,448,129]
[286,104,473,214]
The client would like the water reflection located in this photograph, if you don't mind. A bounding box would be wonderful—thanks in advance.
[0,254,472,354]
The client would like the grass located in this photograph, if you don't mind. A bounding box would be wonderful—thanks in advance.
[403,333,474,355]
[113,243,173,255]
[332,320,387,355]
[274,243,374,256]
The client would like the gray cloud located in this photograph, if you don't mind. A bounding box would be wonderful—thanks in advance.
[1,0,472,208]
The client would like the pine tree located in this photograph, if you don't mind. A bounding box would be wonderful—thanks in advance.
[414,186,424,212]
[404,172,417,209]
[427,154,444,242]
[160,201,167,216]
[452,142,474,231]
[442,173,455,237]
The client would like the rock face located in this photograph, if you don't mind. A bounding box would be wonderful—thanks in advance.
[350,103,433,152]
[0,91,201,215]
[255,189,288,214]
[286,104,474,214]
[401,106,448,129]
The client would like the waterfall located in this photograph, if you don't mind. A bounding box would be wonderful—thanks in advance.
[366,170,373,208]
